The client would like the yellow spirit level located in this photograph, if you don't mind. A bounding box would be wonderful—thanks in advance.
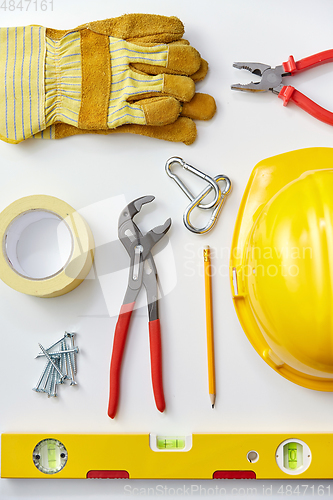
[1,433,332,479]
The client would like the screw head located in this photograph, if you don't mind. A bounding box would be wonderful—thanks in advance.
[64,332,75,338]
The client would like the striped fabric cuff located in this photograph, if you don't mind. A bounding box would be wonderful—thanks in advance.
[0,26,46,143]
[44,31,82,129]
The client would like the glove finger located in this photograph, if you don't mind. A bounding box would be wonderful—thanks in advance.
[51,117,197,145]
[181,93,216,121]
[130,44,201,77]
[163,74,195,102]
[127,74,195,103]
[191,59,209,82]
[46,14,185,42]
[88,14,184,44]
[138,96,181,126]
[167,44,201,75]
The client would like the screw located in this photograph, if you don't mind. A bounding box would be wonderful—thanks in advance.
[63,342,77,385]
[55,360,63,386]
[35,347,79,359]
[41,362,53,393]
[33,361,50,393]
[61,340,69,379]
[46,366,55,396]
[57,350,65,384]
[48,364,58,398]
[65,332,77,375]
[43,337,65,352]
[38,344,64,382]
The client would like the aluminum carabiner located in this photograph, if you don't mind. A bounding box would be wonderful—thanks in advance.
[184,175,232,234]
[165,157,221,210]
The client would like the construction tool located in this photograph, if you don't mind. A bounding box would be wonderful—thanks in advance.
[108,196,171,419]
[2,432,322,479]
[232,50,333,125]
[165,157,231,234]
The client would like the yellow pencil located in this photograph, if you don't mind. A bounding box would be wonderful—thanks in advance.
[203,245,216,408]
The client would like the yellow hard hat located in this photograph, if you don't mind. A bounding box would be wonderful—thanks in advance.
[230,148,333,391]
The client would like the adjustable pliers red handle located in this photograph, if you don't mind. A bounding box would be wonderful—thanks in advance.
[108,303,165,419]
[232,50,333,125]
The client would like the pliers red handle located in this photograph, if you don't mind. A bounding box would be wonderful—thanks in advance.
[108,196,171,419]
[232,50,333,125]
[109,304,164,419]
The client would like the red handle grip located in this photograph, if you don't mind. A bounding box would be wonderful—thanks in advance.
[149,319,165,413]
[108,302,135,419]
[283,50,333,74]
[279,86,333,126]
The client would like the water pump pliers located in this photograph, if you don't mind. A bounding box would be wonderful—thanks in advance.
[108,195,172,419]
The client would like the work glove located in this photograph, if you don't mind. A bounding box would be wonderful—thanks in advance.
[0,14,216,145]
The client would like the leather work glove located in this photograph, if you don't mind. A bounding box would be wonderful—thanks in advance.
[0,14,216,145]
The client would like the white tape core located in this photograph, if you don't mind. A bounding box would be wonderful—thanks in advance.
[4,210,74,280]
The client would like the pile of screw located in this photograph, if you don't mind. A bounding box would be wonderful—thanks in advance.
[33,332,79,398]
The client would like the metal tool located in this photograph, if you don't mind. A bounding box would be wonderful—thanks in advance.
[165,157,221,210]
[231,50,333,125]
[35,347,79,358]
[184,174,231,234]
[165,157,231,234]
[108,196,171,419]
[38,344,64,382]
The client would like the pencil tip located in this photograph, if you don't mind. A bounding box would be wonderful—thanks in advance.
[212,404,214,409]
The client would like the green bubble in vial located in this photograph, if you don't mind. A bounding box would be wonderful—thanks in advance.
[288,443,298,470]
[47,443,57,469]
[157,437,185,450]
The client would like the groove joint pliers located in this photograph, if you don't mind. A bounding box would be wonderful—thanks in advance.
[108,195,171,419]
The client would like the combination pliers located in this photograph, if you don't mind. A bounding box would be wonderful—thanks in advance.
[232,50,333,125]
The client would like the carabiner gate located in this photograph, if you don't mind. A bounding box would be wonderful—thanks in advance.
[165,157,221,210]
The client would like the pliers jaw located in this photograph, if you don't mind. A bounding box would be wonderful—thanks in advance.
[231,62,286,94]
[118,195,155,231]
[141,218,172,259]
[118,195,171,260]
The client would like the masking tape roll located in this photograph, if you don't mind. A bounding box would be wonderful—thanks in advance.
[0,195,95,297]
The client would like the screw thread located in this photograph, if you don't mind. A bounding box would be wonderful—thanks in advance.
[33,360,50,392]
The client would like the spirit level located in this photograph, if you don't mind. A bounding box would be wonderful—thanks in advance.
[1,433,332,479]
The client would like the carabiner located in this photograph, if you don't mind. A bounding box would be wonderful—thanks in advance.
[184,175,232,234]
[165,157,221,210]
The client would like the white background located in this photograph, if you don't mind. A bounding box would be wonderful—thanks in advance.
[1,0,333,498]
